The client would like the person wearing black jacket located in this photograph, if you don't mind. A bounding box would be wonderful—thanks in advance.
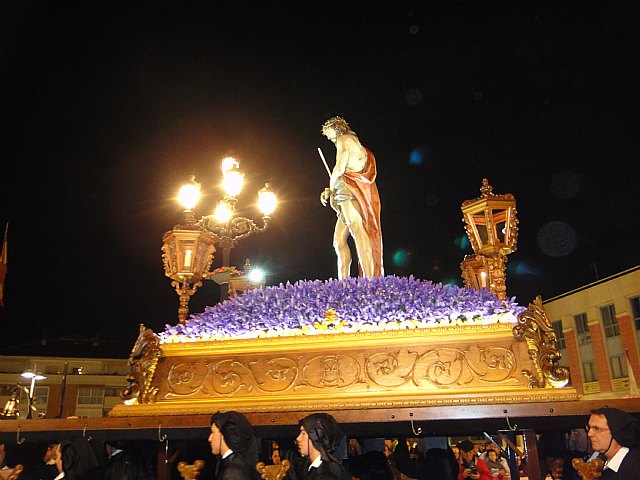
[393,437,458,480]
[587,407,640,479]
[295,413,351,480]
[209,411,259,480]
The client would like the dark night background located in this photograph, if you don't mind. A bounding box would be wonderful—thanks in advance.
[1,2,638,358]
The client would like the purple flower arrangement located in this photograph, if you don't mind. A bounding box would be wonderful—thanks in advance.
[160,275,526,343]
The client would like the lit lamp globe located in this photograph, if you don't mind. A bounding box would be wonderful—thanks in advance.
[214,201,234,223]
[178,181,201,226]
[222,160,244,197]
[258,183,277,217]
[178,182,200,209]
[221,156,239,175]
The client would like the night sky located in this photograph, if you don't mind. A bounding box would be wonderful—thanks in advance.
[1,2,638,358]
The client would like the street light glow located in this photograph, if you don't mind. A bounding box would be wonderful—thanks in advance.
[258,183,277,216]
[178,182,201,210]
[248,268,265,283]
[222,169,244,197]
[214,201,233,223]
[221,156,239,175]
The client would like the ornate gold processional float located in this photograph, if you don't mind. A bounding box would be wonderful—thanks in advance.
[111,178,577,418]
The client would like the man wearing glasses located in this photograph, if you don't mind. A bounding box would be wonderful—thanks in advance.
[587,407,640,478]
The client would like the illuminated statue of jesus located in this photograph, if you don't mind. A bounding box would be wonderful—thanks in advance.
[320,116,383,279]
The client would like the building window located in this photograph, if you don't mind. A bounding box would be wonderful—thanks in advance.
[574,313,591,344]
[77,387,104,406]
[104,387,122,398]
[600,304,619,337]
[0,384,15,396]
[582,361,598,382]
[610,354,627,379]
[552,320,566,349]
[630,296,640,331]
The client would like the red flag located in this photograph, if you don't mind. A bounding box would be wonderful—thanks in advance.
[0,223,7,308]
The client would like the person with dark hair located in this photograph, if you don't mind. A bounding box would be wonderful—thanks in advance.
[55,437,100,480]
[457,440,491,480]
[97,440,156,480]
[209,411,258,480]
[587,407,640,478]
[272,438,307,480]
[296,413,351,480]
[350,450,394,480]
[393,436,458,480]
[38,443,60,480]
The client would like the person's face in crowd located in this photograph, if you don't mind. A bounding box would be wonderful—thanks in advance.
[459,448,475,464]
[384,439,393,457]
[451,445,459,459]
[44,444,58,464]
[587,413,620,455]
[296,426,310,457]
[272,448,281,465]
[208,423,223,455]
[488,451,498,462]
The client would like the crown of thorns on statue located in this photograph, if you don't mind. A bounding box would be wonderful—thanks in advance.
[322,116,356,136]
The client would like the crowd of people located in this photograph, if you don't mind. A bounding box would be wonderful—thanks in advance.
[0,437,156,480]
[0,407,638,480]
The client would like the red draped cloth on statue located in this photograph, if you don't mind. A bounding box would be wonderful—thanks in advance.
[342,147,384,277]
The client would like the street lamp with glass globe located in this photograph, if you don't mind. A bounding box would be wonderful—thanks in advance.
[163,156,276,318]
[21,371,46,419]
[185,156,277,267]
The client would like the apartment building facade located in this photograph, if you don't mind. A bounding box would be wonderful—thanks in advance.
[543,266,640,396]
[0,355,128,419]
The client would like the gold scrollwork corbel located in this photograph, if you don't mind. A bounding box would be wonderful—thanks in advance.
[120,324,162,404]
[512,296,569,388]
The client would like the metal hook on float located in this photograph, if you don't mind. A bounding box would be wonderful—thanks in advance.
[16,426,25,445]
[83,423,92,441]
[409,413,422,436]
[158,422,168,442]
[505,415,518,431]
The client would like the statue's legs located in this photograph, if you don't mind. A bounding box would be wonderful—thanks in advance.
[333,219,351,280]
[341,200,374,278]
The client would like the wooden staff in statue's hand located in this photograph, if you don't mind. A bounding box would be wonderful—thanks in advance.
[318,147,338,214]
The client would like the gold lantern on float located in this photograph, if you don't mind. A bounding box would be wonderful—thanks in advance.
[460,178,518,300]
[162,179,217,324]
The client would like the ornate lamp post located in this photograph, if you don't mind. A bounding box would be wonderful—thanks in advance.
[197,157,277,266]
[460,178,518,300]
[21,371,46,419]
[165,156,276,310]
[162,180,217,324]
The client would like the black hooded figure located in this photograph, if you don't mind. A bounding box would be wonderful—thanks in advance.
[211,411,259,480]
[297,413,351,480]
[589,407,640,479]
[58,437,100,480]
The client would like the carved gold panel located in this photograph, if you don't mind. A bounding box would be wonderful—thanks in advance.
[112,301,578,417]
